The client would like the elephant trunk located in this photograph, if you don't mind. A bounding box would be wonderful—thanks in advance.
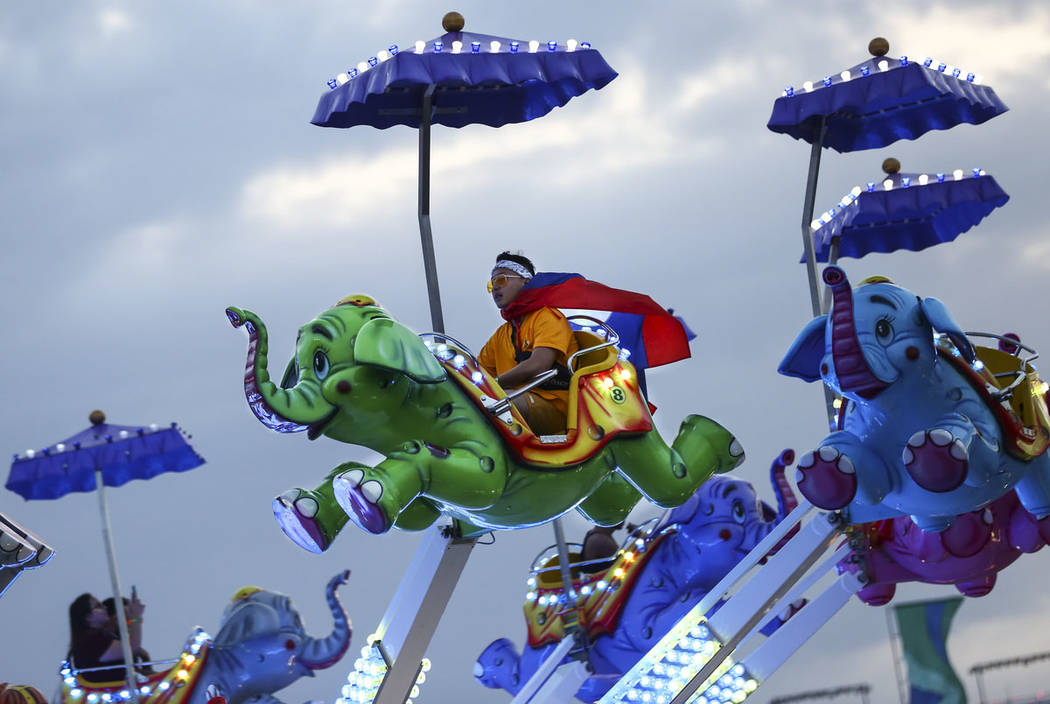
[765,448,800,557]
[823,267,888,399]
[300,570,352,670]
[226,307,333,434]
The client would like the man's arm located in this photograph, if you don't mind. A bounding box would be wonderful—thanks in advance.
[497,347,558,389]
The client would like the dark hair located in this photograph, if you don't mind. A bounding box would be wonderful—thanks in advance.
[102,596,129,617]
[68,593,96,658]
[495,251,535,276]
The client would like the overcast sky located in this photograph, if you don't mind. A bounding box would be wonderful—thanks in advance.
[3,1,1050,702]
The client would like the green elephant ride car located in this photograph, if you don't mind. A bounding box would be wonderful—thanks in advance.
[226,295,744,551]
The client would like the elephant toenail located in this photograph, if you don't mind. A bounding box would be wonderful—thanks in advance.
[906,346,919,360]
[337,380,352,394]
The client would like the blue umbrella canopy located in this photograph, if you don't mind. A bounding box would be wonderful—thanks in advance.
[804,164,1009,263]
[312,17,617,129]
[6,413,204,501]
[768,39,1007,153]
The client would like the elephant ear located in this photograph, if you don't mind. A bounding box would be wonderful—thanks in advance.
[778,315,828,382]
[919,297,975,363]
[354,318,447,383]
[214,599,281,647]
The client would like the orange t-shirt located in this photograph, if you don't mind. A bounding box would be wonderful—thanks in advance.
[478,307,579,413]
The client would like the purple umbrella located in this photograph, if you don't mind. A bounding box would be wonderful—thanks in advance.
[805,160,1009,265]
[6,410,204,694]
[311,11,617,334]
[767,37,1007,317]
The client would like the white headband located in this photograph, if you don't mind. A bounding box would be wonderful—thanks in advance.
[492,260,534,279]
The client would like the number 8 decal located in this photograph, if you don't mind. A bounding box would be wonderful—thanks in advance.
[610,386,627,404]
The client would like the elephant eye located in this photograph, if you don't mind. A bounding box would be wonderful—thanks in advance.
[875,318,893,343]
[285,638,296,651]
[731,499,746,524]
[313,350,331,379]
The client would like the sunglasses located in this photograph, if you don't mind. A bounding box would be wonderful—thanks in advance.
[487,274,525,293]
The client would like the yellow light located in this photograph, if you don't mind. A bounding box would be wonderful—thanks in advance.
[619,368,631,382]
[614,567,625,578]
[182,654,196,666]
[175,669,189,681]
[832,398,842,409]
[603,377,614,388]
[623,551,635,562]
[1034,381,1049,396]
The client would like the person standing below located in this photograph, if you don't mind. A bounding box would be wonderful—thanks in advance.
[479,252,579,435]
[67,589,145,683]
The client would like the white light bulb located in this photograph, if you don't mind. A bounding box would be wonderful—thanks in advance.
[878,59,889,71]
[850,186,862,197]
[953,169,964,181]
[883,179,894,190]
[567,39,578,52]
[528,40,539,53]
[918,174,929,185]
[840,69,851,81]
[451,40,462,54]
[335,73,349,86]
[377,49,390,61]
[25,449,34,458]
[489,40,501,52]
[973,74,983,84]
[802,80,814,92]
[357,61,369,73]
[414,40,425,54]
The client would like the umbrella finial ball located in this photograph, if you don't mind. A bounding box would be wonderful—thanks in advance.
[89,410,106,426]
[882,157,901,174]
[442,11,464,32]
[868,37,890,57]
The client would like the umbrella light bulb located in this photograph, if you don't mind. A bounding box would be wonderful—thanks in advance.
[348,68,358,78]
[489,40,501,52]
[414,40,425,54]
[327,78,338,89]
[433,40,443,52]
[937,62,947,72]
[902,176,911,187]
[840,70,851,81]
[952,67,962,78]
[335,73,349,85]
[567,38,578,52]
[920,56,932,67]
[547,40,557,51]
[510,40,519,52]
[883,179,894,190]
[878,59,889,71]
[471,41,480,53]
[451,40,462,53]
[529,40,539,53]
[937,172,946,183]
[861,65,870,76]
[822,76,832,87]
[357,61,369,73]
[802,80,814,92]
[367,56,378,67]
[918,174,929,185]
[580,41,592,48]
[388,44,398,55]
[966,72,976,82]
[953,169,964,181]
[899,55,908,66]
[377,49,390,61]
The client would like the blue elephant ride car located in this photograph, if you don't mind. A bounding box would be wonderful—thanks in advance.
[57,572,351,704]
[780,266,1050,532]
[476,453,800,702]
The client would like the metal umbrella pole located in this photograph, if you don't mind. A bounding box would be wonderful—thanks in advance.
[797,116,838,424]
[417,83,445,334]
[94,469,139,701]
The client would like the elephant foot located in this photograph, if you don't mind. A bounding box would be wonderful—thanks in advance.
[903,429,968,493]
[940,508,993,558]
[957,574,996,598]
[675,414,745,474]
[857,582,896,606]
[273,489,330,554]
[795,447,856,510]
[333,469,391,535]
